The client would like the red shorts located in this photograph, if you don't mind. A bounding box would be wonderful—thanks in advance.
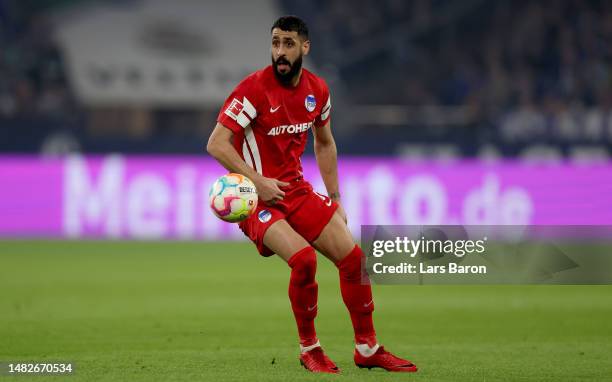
[238,180,338,257]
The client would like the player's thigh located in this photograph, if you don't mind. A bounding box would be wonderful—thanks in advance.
[263,219,310,263]
[312,210,356,264]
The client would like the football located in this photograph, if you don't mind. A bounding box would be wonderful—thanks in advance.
[209,173,258,223]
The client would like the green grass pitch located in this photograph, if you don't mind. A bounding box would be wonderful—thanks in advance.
[1,241,611,381]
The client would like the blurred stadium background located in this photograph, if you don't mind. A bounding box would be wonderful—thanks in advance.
[1,1,612,381]
[1,0,611,159]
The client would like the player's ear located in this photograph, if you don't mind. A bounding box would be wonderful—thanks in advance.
[301,40,310,56]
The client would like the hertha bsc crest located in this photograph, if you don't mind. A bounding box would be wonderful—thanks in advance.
[305,95,316,112]
[258,209,272,223]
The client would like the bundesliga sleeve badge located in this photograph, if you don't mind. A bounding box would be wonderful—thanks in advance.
[305,95,316,112]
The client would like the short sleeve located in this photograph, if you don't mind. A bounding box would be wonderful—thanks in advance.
[314,82,331,128]
[217,76,259,134]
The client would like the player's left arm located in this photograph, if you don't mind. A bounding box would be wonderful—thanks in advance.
[313,120,347,223]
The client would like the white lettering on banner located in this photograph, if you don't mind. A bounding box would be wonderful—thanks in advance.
[463,175,533,224]
[61,156,535,239]
[399,176,447,225]
[62,156,234,239]
[64,156,123,238]
[500,188,533,224]
[176,167,197,238]
[367,168,395,224]
[127,174,170,238]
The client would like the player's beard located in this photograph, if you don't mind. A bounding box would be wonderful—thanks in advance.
[272,54,303,86]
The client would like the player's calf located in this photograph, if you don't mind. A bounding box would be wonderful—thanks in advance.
[336,245,377,347]
[337,246,418,373]
[287,246,319,347]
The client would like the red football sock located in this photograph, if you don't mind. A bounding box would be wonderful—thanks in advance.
[336,245,377,346]
[287,246,319,347]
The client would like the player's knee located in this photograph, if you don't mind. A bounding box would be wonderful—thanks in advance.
[336,245,365,282]
[288,246,317,285]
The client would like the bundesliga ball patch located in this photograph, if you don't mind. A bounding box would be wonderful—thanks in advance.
[305,95,316,112]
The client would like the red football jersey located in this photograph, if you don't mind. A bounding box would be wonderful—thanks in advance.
[217,65,331,183]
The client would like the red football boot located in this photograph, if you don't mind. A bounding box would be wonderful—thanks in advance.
[354,346,418,372]
[299,346,340,374]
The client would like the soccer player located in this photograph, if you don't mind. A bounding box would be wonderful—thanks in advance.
[206,16,417,374]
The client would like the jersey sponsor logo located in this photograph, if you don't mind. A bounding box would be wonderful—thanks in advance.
[267,122,313,136]
[258,209,272,223]
[270,105,281,113]
[305,94,316,112]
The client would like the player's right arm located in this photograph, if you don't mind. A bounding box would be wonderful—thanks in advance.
[206,123,288,204]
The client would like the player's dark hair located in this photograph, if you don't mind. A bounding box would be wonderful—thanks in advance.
[271,16,309,40]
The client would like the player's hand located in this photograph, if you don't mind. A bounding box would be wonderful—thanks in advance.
[254,176,289,205]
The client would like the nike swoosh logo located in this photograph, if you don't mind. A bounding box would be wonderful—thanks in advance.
[307,304,317,311]
[270,105,281,113]
[315,192,332,207]
[363,300,373,308]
